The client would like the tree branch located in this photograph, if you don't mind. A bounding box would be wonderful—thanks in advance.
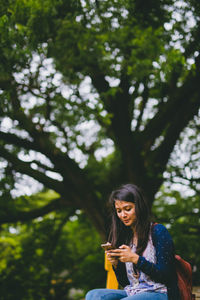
[0,131,64,173]
[142,70,200,153]
[0,137,107,236]
[168,171,200,194]
[143,71,200,176]
[45,211,75,261]
[7,87,71,175]
[135,80,149,131]
[0,131,36,151]
[0,197,63,224]
[0,146,65,194]
[152,92,200,173]
[0,129,84,188]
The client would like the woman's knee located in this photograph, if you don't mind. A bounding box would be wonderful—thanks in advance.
[85,288,127,300]
[85,288,105,300]
[85,289,96,300]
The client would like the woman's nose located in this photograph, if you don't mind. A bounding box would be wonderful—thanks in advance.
[121,210,127,217]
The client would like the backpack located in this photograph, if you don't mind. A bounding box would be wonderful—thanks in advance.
[152,223,195,300]
[175,254,195,300]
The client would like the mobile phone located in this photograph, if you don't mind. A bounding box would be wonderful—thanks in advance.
[101,242,115,251]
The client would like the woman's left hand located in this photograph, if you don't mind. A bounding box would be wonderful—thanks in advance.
[109,245,139,264]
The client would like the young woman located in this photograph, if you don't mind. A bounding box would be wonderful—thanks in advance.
[85,183,180,300]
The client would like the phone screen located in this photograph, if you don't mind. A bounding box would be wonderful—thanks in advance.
[101,243,115,251]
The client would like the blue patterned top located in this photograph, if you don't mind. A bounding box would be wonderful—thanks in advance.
[124,229,167,296]
[113,223,180,300]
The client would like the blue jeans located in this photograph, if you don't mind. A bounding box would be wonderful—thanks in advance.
[85,288,168,300]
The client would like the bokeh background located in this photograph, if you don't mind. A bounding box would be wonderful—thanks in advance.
[0,0,200,299]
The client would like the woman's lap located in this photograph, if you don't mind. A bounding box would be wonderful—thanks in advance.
[85,288,168,300]
[85,288,126,300]
[124,291,168,299]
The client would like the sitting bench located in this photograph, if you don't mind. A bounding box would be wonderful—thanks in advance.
[104,254,118,289]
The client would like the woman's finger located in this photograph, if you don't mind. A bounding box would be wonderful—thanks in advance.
[107,252,120,257]
[119,244,129,249]
[108,249,123,254]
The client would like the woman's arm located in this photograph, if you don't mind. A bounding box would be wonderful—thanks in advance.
[136,223,176,284]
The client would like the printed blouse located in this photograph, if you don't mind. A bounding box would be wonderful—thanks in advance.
[124,232,167,296]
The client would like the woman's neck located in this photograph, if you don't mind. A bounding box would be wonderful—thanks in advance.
[131,224,136,232]
[131,225,137,245]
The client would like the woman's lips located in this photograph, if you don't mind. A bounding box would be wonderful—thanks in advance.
[123,219,129,223]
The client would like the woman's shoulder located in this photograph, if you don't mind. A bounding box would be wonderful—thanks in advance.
[151,223,176,262]
[151,223,173,246]
[152,223,172,237]
[152,222,167,231]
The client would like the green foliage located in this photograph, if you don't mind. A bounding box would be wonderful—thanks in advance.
[153,186,200,285]
[127,26,164,80]
[0,0,199,203]
[0,0,200,294]
[15,189,59,210]
[0,209,105,300]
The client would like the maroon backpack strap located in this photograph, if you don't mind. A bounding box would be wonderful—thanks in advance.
[152,222,158,227]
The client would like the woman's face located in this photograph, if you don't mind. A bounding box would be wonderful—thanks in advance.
[115,200,136,227]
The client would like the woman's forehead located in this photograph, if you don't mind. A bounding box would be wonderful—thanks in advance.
[114,200,135,208]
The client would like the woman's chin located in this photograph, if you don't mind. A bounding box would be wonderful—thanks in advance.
[123,221,131,226]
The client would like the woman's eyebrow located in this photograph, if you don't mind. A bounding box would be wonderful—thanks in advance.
[115,204,132,209]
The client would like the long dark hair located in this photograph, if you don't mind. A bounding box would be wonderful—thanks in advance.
[108,183,151,255]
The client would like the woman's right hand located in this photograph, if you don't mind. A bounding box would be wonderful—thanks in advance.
[106,251,118,268]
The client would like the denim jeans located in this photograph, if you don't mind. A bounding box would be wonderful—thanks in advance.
[85,288,168,300]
